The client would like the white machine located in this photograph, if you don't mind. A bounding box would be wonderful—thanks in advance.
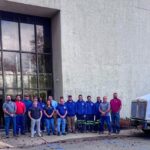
[131,94,150,133]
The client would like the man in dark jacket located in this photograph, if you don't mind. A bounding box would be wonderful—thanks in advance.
[65,95,76,133]
[85,96,95,132]
[94,96,102,132]
[76,95,86,132]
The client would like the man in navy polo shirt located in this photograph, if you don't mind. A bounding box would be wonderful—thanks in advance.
[65,95,76,133]
[56,97,67,136]
[28,97,42,138]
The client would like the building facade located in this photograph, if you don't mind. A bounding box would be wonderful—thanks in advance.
[0,0,150,118]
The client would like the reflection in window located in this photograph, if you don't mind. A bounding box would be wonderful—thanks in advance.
[5,89,22,101]
[23,75,37,89]
[39,90,52,100]
[0,53,2,74]
[3,52,21,88]
[38,54,52,73]
[4,75,21,88]
[3,52,20,73]
[39,74,52,89]
[1,20,19,50]
[20,23,35,52]
[36,25,44,53]
[24,90,38,99]
[22,53,37,74]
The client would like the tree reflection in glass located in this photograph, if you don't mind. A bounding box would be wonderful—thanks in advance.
[20,23,35,52]
[22,53,37,88]
[22,53,36,74]
[36,25,44,53]
[3,52,21,88]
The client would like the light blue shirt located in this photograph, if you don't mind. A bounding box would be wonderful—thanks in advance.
[99,102,110,116]
[51,100,58,110]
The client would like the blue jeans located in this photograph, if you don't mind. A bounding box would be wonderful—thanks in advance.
[57,118,66,134]
[111,112,120,133]
[4,116,16,136]
[24,113,31,132]
[45,118,55,134]
[41,116,45,131]
[100,116,111,132]
[16,114,25,134]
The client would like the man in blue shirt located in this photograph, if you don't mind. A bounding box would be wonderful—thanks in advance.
[76,95,86,132]
[94,96,102,132]
[22,95,32,132]
[3,95,17,138]
[85,96,95,132]
[28,97,42,138]
[65,95,76,133]
[56,97,67,136]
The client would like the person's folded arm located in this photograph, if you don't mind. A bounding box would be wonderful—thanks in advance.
[44,110,49,118]
[40,110,43,119]
[50,110,55,118]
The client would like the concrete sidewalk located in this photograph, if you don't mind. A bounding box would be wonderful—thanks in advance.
[0,129,141,149]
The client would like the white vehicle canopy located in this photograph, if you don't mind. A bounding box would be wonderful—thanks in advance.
[133,94,150,121]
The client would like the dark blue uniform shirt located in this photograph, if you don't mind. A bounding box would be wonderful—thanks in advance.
[76,100,86,115]
[56,104,67,118]
[44,106,54,119]
[85,100,95,115]
[65,100,76,117]
[29,106,42,119]
[94,101,101,116]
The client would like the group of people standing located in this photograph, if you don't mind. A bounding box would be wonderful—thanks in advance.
[2,93,122,138]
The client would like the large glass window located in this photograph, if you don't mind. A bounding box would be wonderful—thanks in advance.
[1,21,19,50]
[0,11,53,99]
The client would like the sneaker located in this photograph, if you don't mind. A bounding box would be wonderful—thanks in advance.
[57,132,60,136]
[31,135,34,138]
[62,133,66,136]
[38,133,42,137]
